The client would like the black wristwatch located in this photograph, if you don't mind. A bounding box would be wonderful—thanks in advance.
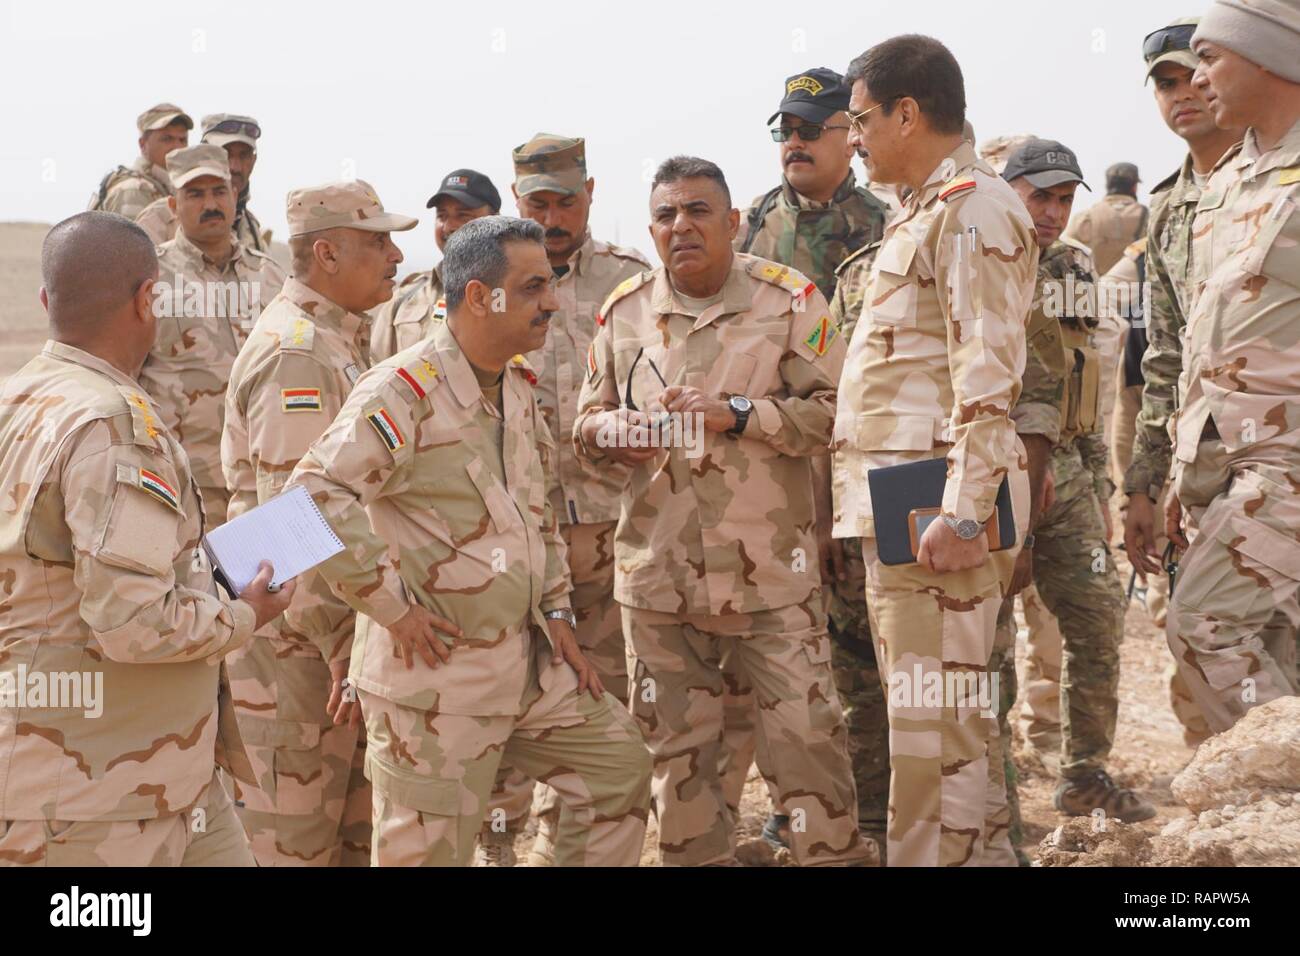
[727,395,753,436]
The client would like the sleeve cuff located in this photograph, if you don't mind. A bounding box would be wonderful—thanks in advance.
[750,398,782,437]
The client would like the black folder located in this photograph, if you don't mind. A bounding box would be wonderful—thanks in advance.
[868,457,1016,566]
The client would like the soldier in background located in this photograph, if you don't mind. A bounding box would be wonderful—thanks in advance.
[221,181,416,865]
[1164,2,1300,733]
[136,114,272,253]
[477,134,650,866]
[833,36,1037,866]
[721,68,887,854]
[1063,162,1148,276]
[577,156,867,867]
[291,216,652,867]
[369,169,500,363]
[139,145,286,529]
[0,212,292,866]
[1121,14,1248,748]
[89,103,191,220]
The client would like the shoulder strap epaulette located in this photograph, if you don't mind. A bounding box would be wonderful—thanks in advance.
[595,270,653,326]
[749,258,817,302]
[277,315,316,352]
[938,174,977,202]
[114,384,169,451]
[508,353,538,386]
[835,239,880,277]
[393,354,441,404]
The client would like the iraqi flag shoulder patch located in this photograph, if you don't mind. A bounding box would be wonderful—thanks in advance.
[139,467,180,510]
[366,407,406,451]
[282,387,322,412]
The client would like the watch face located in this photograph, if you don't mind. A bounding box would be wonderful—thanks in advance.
[731,396,752,412]
[957,519,982,540]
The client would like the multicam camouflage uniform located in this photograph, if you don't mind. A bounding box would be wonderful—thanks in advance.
[221,276,372,865]
[368,268,445,363]
[832,143,1037,867]
[0,342,257,866]
[140,227,285,529]
[289,321,652,867]
[576,254,868,867]
[1166,119,1300,732]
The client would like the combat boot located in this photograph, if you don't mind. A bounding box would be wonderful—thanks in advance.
[525,807,559,866]
[1053,769,1157,823]
[474,836,518,867]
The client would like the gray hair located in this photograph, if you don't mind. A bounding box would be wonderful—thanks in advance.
[441,215,546,310]
[651,155,731,206]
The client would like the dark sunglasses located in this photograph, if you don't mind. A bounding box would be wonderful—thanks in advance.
[208,119,261,140]
[1142,23,1196,63]
[770,124,849,143]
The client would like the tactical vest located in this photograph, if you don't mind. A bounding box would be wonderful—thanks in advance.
[1059,320,1101,442]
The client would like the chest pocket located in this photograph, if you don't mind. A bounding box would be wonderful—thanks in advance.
[465,455,520,534]
[866,236,917,328]
[1255,196,1300,288]
[97,463,185,576]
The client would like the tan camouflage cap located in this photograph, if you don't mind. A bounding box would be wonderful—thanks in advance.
[137,102,194,133]
[512,133,587,197]
[1144,17,1200,80]
[165,144,230,189]
[286,179,418,238]
[201,113,261,149]
[978,133,1038,176]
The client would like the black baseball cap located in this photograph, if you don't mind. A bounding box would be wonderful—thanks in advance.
[767,68,852,125]
[1002,139,1092,192]
[426,168,501,212]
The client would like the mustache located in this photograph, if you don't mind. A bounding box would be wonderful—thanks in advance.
[785,150,814,165]
[544,227,571,240]
[531,311,554,327]
[199,209,226,222]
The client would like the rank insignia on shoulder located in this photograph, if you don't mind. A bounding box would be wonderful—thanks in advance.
[139,468,180,509]
[1278,166,1300,186]
[804,315,837,356]
[793,280,817,302]
[344,363,362,385]
[939,175,977,202]
[395,362,437,401]
[511,354,538,386]
[285,318,314,349]
[281,387,322,412]
[366,407,405,451]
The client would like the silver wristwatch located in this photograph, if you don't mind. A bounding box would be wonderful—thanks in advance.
[544,608,577,629]
[942,515,983,541]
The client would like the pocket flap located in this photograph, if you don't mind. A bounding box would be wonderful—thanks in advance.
[237,715,321,750]
[366,753,460,816]
[874,235,917,276]
[465,456,519,533]
[1221,513,1300,582]
[853,413,937,451]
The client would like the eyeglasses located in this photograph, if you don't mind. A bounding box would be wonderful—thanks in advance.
[769,124,850,143]
[1142,23,1196,63]
[847,98,897,134]
[207,119,261,140]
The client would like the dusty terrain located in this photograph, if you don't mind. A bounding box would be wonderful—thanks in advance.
[1,222,1269,867]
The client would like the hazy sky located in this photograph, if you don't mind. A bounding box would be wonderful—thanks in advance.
[1,0,1203,272]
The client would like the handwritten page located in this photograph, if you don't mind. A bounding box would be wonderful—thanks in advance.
[203,484,344,593]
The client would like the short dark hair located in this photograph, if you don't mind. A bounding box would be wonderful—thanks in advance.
[650,155,731,207]
[441,215,545,311]
[41,211,158,335]
[845,35,966,136]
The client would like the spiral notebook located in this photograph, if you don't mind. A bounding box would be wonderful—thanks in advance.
[202,484,345,596]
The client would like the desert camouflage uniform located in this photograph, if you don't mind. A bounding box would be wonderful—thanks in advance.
[482,234,649,850]
[92,156,172,222]
[135,196,270,253]
[1167,120,1300,733]
[1063,192,1149,276]
[1125,151,1246,745]
[368,268,445,363]
[221,277,371,865]
[139,231,285,528]
[575,253,867,867]
[735,171,888,300]
[288,321,652,866]
[832,143,1037,867]
[0,341,257,866]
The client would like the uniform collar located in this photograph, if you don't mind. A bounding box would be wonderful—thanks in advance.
[43,340,144,391]
[651,256,753,328]
[912,142,978,209]
[782,170,858,210]
[280,276,366,347]
[172,228,243,271]
[562,231,596,279]
[431,319,487,409]
[1238,117,1300,177]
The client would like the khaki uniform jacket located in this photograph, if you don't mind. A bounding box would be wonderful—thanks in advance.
[831,142,1040,539]
[1063,193,1149,277]
[368,267,444,364]
[140,232,286,495]
[575,253,845,617]
[0,342,255,820]
[289,320,572,715]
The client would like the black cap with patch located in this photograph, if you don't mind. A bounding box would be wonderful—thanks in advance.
[767,68,852,126]
[426,168,502,212]
[1001,138,1092,192]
